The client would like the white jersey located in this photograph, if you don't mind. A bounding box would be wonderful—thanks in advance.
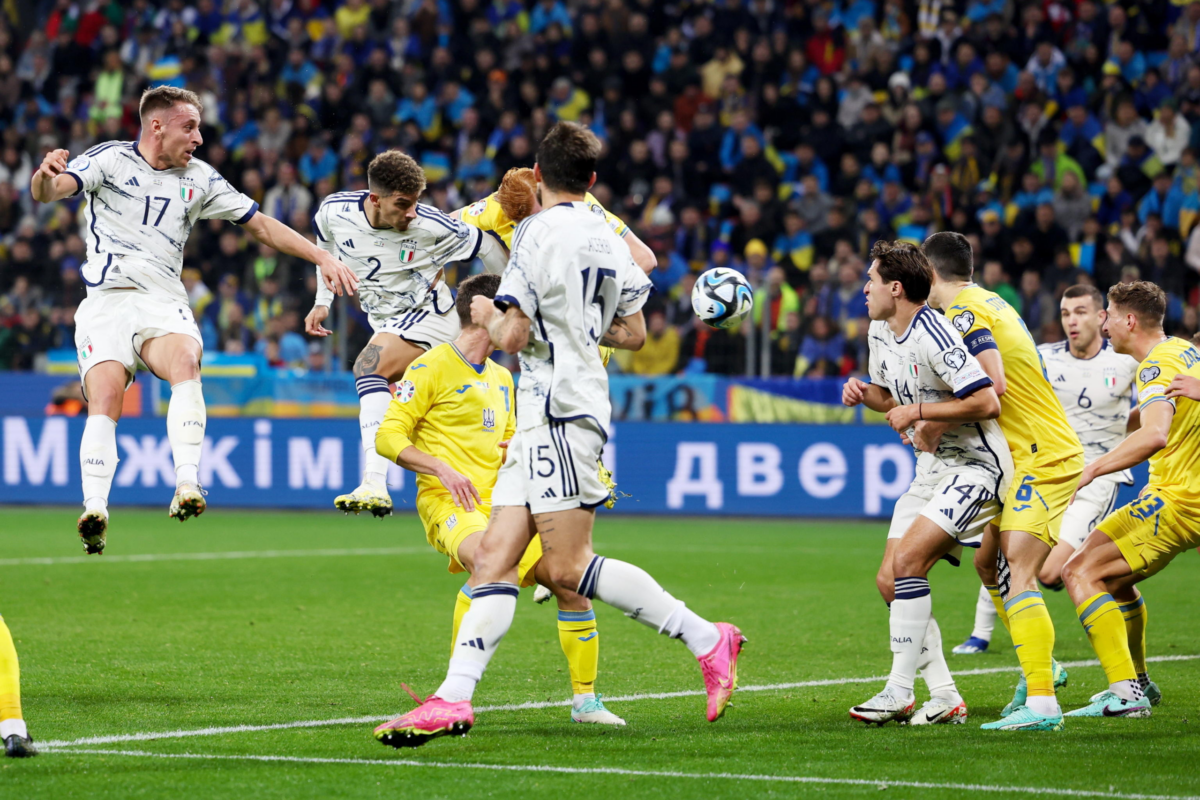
[65,141,259,304]
[313,191,483,318]
[495,201,651,436]
[867,306,1013,494]
[1039,339,1136,483]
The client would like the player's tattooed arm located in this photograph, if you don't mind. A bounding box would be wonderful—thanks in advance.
[472,296,530,354]
[600,311,646,351]
[354,344,383,377]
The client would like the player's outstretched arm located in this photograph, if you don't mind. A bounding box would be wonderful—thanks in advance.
[242,212,359,297]
[30,149,80,203]
[601,311,646,351]
[885,386,1001,434]
[1075,400,1173,498]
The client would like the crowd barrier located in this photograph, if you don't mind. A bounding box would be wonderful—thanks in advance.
[0,416,1147,517]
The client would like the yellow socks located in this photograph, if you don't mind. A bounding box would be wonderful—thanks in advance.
[985,584,1011,634]
[1005,590,1056,697]
[0,616,22,729]
[1078,593,1137,685]
[557,609,598,696]
[450,586,472,658]
[1119,595,1148,678]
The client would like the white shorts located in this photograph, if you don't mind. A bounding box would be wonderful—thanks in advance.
[493,420,610,514]
[369,286,460,350]
[1058,475,1124,550]
[75,289,202,391]
[887,472,1002,566]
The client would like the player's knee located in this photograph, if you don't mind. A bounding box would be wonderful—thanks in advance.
[891,548,928,580]
[1059,555,1085,591]
[170,349,201,383]
[87,383,124,417]
[875,569,894,603]
[1037,565,1064,591]
[541,556,588,597]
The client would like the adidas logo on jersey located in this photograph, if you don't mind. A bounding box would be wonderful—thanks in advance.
[342,239,354,249]
[1055,374,1066,382]
[460,637,485,650]
[126,177,140,187]
[541,488,556,499]
[941,508,955,520]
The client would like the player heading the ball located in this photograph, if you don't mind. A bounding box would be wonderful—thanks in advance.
[30,86,359,554]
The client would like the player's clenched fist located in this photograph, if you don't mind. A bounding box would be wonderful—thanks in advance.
[305,305,332,337]
[842,377,869,406]
[38,148,69,178]
[470,293,496,327]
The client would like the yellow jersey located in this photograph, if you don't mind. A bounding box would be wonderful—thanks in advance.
[458,191,630,249]
[375,343,516,521]
[1132,336,1200,516]
[946,285,1082,468]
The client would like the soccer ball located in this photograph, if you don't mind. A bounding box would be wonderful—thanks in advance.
[692,268,754,330]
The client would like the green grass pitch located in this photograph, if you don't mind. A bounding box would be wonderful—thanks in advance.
[3,507,1200,799]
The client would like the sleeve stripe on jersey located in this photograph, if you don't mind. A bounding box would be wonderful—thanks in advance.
[83,141,126,157]
[65,171,83,196]
[464,227,483,261]
[510,215,535,254]
[917,309,955,350]
[494,293,522,313]
[964,328,998,355]
[485,229,504,246]
[1140,396,1175,410]
[311,213,325,241]
[233,201,259,226]
[954,377,994,398]
[414,205,457,232]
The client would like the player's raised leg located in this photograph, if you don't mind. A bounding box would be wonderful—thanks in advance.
[1060,531,1152,717]
[77,361,125,554]
[0,614,35,757]
[140,333,207,520]
[336,334,425,516]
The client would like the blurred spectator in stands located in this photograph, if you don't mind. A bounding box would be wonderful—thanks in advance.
[1017,269,1054,334]
[629,306,679,376]
[753,265,800,336]
[796,315,845,378]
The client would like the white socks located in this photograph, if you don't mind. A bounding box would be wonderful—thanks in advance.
[572,693,595,709]
[356,375,391,485]
[167,380,205,487]
[80,415,118,514]
[1026,694,1061,715]
[1110,679,1145,703]
[0,718,27,740]
[917,617,960,701]
[886,577,932,695]
[582,556,720,658]
[437,582,520,702]
[971,583,997,641]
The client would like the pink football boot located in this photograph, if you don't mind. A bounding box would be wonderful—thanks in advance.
[374,685,475,748]
[698,622,747,722]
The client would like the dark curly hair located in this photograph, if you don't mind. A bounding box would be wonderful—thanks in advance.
[870,240,932,303]
[367,150,427,197]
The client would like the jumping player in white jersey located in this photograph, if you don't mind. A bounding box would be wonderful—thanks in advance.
[305,150,508,517]
[843,241,1011,726]
[954,284,1138,655]
[30,86,359,554]
[372,123,745,749]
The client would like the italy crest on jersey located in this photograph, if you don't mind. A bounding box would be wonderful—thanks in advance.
[1103,368,1118,388]
[907,364,920,378]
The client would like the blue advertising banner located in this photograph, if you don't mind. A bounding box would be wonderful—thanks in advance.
[0,416,1148,518]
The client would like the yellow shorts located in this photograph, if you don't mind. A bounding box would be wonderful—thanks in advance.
[424,501,542,588]
[1000,453,1084,547]
[1096,489,1200,578]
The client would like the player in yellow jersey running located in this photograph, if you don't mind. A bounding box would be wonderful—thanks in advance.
[371,275,625,743]
[455,167,656,512]
[923,232,1084,731]
[1059,281,1200,718]
[1,613,35,757]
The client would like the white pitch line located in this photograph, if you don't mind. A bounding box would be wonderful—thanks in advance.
[39,653,1200,749]
[0,547,436,567]
[41,749,1200,800]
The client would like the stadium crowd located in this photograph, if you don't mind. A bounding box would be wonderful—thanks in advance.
[0,0,1199,378]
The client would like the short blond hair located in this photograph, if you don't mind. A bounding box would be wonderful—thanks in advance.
[1108,281,1166,330]
[139,86,203,120]
[495,168,537,222]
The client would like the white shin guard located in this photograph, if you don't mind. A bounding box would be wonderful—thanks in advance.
[167,380,206,487]
[80,415,118,513]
